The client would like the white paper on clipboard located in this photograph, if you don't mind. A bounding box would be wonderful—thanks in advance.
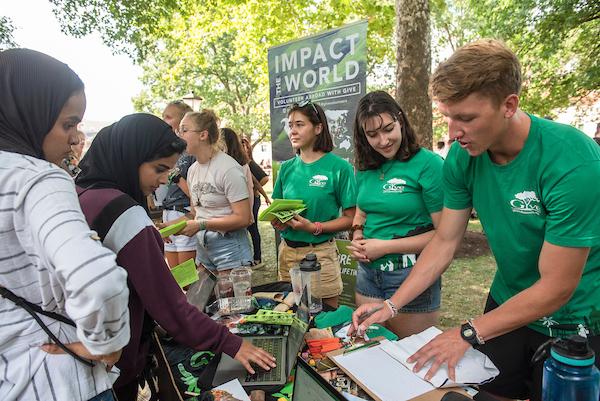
[329,339,435,401]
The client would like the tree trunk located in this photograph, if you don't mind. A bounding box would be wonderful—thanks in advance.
[395,0,432,149]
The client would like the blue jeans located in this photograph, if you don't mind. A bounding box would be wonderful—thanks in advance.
[195,228,253,271]
[355,262,441,313]
[89,390,116,401]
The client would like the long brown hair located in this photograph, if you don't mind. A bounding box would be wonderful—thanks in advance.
[353,91,420,171]
[221,127,249,165]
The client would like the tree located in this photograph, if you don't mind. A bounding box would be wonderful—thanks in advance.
[50,0,396,139]
[396,0,432,149]
[430,0,600,117]
[0,16,17,50]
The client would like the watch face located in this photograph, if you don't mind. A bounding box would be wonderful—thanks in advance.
[463,328,474,337]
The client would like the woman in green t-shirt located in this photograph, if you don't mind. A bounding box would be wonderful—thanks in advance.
[348,91,444,338]
[272,101,357,308]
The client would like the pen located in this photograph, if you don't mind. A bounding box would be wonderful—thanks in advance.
[356,304,384,326]
[343,340,380,355]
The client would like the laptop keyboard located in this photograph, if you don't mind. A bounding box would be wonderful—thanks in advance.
[245,337,283,382]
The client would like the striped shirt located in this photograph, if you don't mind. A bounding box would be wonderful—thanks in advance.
[0,151,131,401]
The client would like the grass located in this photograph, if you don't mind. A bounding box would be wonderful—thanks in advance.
[254,216,496,331]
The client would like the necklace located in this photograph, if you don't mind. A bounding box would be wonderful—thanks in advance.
[197,150,214,207]
[379,160,395,180]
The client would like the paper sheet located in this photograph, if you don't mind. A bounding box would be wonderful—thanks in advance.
[330,339,435,401]
[213,379,251,401]
[379,327,499,388]
[170,258,199,288]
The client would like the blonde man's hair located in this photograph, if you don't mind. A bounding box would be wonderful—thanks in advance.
[184,109,220,144]
[430,39,522,106]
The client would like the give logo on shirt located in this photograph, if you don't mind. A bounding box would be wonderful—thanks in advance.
[309,174,328,187]
[383,178,406,193]
[510,190,541,215]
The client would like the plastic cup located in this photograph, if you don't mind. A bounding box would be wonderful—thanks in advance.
[215,276,234,299]
[289,267,302,305]
[230,267,252,298]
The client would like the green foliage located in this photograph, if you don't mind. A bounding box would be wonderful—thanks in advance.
[51,0,396,135]
[431,0,600,116]
[51,0,599,126]
[0,16,17,50]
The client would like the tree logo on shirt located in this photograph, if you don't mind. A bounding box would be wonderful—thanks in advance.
[309,174,329,187]
[510,191,541,215]
[383,178,406,193]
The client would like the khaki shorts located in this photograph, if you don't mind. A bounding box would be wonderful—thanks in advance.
[278,239,343,299]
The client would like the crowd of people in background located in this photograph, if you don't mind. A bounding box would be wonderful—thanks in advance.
[1,38,599,401]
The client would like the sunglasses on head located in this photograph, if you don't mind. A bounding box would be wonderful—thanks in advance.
[292,99,320,118]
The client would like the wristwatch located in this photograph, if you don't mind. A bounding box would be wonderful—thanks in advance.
[460,319,485,346]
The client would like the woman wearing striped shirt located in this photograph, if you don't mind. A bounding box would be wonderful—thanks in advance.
[0,49,130,401]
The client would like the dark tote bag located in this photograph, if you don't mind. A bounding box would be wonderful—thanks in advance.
[143,328,222,401]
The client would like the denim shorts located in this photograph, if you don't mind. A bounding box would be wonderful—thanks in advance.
[355,262,441,313]
[195,228,253,271]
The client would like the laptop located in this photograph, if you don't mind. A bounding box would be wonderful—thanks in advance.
[185,267,217,312]
[292,356,349,401]
[212,287,310,388]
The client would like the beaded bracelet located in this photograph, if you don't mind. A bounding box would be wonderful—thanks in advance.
[313,221,323,236]
[384,299,399,317]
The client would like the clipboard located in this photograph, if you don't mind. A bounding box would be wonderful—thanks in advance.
[326,338,472,401]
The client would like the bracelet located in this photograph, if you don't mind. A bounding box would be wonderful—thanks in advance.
[468,318,486,345]
[384,299,399,317]
[199,220,207,231]
[312,221,323,236]
[350,224,364,240]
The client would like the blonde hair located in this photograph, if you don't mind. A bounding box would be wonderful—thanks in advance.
[430,39,521,106]
[184,109,220,144]
[166,100,193,120]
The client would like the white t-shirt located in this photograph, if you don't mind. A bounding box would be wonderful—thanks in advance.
[187,151,249,221]
[0,151,130,401]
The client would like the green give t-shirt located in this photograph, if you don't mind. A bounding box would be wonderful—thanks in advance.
[272,152,357,243]
[444,114,600,336]
[356,148,444,271]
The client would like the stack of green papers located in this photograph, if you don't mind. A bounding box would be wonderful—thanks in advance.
[258,199,307,223]
[170,258,199,288]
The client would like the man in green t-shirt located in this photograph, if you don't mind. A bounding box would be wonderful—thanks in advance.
[351,39,600,401]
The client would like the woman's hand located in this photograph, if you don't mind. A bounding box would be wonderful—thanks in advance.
[348,302,393,337]
[179,220,201,237]
[234,340,277,375]
[41,342,122,371]
[348,238,388,262]
[285,215,314,233]
[271,219,287,231]
[264,195,272,205]
[155,221,167,230]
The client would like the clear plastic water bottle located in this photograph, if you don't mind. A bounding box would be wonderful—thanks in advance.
[541,335,600,401]
[299,253,322,314]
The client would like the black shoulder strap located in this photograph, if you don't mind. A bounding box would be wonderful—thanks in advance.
[0,286,94,367]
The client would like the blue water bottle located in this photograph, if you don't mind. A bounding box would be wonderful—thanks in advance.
[541,335,600,401]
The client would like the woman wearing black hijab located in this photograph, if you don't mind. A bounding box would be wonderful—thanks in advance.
[0,49,130,401]
[75,113,275,401]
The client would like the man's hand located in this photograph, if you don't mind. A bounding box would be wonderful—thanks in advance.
[179,220,200,237]
[349,302,392,337]
[234,340,277,375]
[41,342,122,370]
[285,215,314,233]
[407,327,470,382]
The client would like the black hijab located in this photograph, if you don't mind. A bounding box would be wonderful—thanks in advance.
[0,48,84,158]
[76,113,180,209]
